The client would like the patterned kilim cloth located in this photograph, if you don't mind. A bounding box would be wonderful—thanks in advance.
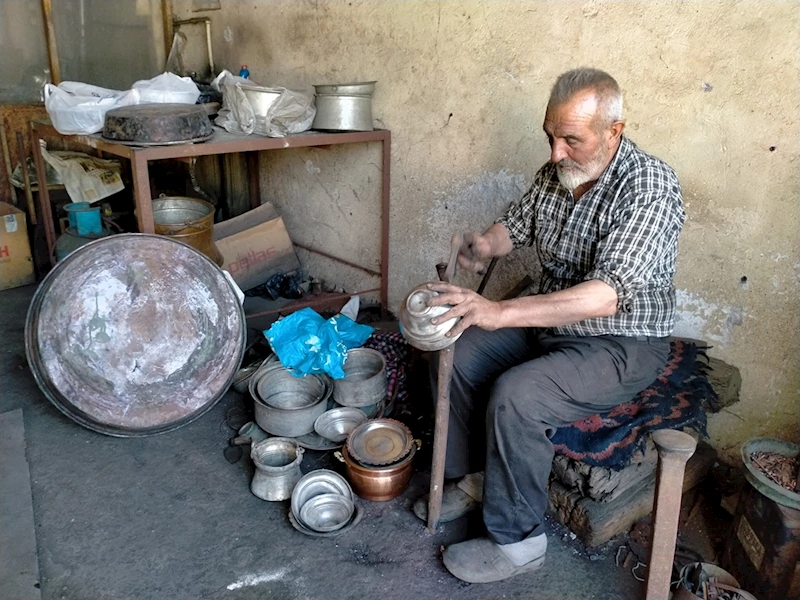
[550,340,716,470]
[363,331,411,407]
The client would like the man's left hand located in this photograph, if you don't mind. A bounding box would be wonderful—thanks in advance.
[426,282,503,337]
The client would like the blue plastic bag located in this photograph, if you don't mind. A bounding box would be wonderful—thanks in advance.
[264,307,374,379]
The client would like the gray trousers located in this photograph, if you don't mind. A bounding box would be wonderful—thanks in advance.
[431,326,670,545]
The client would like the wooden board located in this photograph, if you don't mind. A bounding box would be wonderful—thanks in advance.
[547,441,718,547]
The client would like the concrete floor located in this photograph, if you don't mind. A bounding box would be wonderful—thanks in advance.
[1,283,643,600]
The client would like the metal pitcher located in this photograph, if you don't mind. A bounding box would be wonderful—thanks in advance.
[250,437,304,501]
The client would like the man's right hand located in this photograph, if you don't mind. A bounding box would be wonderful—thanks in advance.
[457,232,493,274]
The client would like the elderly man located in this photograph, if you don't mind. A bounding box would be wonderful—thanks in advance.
[413,68,685,584]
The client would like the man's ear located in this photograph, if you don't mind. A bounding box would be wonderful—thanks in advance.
[608,120,625,143]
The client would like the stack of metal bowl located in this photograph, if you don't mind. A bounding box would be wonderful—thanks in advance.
[248,362,332,437]
[341,419,416,501]
[289,469,360,536]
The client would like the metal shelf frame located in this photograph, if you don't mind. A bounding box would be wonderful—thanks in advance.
[30,122,391,308]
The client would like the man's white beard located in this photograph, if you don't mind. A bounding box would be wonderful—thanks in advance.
[555,147,610,192]
[555,163,592,191]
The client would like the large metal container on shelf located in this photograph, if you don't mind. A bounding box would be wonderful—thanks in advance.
[152,196,223,266]
[25,234,246,436]
[312,82,375,132]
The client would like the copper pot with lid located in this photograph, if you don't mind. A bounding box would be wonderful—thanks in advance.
[340,443,416,502]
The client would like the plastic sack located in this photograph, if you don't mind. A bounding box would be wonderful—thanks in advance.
[264,307,373,379]
[44,82,140,135]
[132,72,200,104]
[40,142,124,204]
[212,70,316,138]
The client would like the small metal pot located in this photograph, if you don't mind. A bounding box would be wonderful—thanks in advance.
[340,443,416,502]
[250,437,304,501]
[398,283,461,351]
[333,348,387,408]
[250,363,331,437]
[312,81,375,132]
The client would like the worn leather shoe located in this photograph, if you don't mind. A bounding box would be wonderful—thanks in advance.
[442,538,546,583]
[412,482,481,523]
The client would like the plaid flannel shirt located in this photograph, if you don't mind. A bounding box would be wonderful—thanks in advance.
[497,136,684,338]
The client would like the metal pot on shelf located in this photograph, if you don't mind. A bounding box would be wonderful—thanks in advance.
[312,81,375,132]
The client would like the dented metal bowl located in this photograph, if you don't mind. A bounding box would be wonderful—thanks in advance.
[398,283,461,351]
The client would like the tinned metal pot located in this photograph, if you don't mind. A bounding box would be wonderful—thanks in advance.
[398,283,462,351]
[312,81,375,132]
[250,363,331,437]
[333,348,387,408]
[250,437,304,501]
[152,196,223,266]
[340,443,416,502]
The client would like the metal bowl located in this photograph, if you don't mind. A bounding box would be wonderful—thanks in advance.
[240,84,281,118]
[299,493,355,533]
[314,407,368,443]
[333,348,387,408]
[231,364,260,394]
[288,503,362,538]
[291,469,354,522]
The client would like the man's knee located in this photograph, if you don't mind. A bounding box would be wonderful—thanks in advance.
[487,368,549,423]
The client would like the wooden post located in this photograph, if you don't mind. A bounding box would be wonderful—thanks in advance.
[40,0,61,85]
[161,0,174,61]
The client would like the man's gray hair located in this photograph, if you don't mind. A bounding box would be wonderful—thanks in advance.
[548,68,623,128]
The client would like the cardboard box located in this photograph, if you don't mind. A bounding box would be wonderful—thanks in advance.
[0,202,35,291]
[213,202,300,291]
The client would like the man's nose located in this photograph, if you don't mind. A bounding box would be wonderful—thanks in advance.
[550,139,569,164]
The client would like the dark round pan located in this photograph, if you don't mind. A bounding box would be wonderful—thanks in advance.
[25,234,245,436]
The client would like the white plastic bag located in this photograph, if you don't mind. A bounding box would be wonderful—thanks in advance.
[43,82,140,135]
[132,72,200,104]
[40,141,124,203]
[212,70,315,138]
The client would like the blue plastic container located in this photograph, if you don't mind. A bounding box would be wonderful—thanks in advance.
[64,203,102,236]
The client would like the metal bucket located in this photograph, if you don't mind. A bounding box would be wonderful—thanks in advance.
[25,234,245,436]
[312,81,375,132]
[152,196,223,266]
[250,437,304,501]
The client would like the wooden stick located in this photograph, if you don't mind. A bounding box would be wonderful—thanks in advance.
[427,345,454,532]
[40,0,61,85]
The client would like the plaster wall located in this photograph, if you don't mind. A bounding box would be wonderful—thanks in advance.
[175,0,800,459]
